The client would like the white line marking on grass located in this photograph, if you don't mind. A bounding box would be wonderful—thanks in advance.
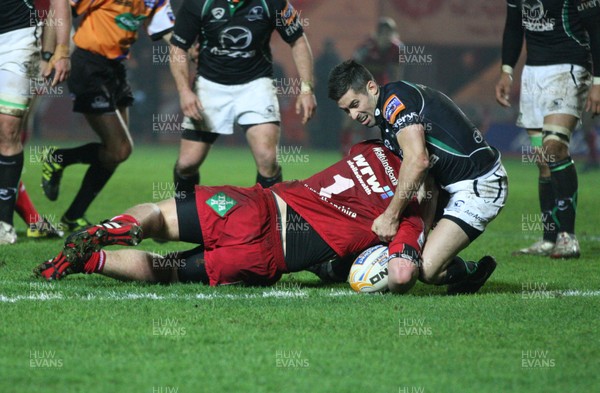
[328,289,356,297]
[263,290,308,298]
[553,290,600,297]
[2,289,598,303]
[0,292,64,303]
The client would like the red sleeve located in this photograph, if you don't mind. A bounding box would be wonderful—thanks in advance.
[389,202,425,258]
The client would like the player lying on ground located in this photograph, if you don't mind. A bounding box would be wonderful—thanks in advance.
[35,141,496,294]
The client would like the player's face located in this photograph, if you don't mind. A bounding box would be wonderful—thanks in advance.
[337,82,379,127]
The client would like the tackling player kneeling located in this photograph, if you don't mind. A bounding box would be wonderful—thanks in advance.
[34,141,496,295]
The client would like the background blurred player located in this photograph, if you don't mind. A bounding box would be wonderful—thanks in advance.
[495,0,600,258]
[328,60,507,295]
[340,17,404,153]
[40,0,174,232]
[0,0,70,244]
[169,0,316,193]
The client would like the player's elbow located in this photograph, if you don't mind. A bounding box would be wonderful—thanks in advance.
[413,153,430,172]
[404,152,429,176]
[387,258,418,294]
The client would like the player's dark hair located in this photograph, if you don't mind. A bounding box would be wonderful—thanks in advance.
[327,60,376,102]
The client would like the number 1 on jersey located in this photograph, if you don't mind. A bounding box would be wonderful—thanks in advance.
[319,175,355,198]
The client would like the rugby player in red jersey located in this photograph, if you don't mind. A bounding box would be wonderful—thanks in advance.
[35,140,497,295]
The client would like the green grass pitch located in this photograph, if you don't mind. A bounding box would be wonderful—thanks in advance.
[1,142,599,392]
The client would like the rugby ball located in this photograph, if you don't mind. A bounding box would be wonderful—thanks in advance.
[348,245,390,293]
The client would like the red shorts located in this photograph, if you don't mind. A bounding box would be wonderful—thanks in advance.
[186,185,287,286]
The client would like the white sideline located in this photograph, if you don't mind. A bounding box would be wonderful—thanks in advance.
[1,289,600,303]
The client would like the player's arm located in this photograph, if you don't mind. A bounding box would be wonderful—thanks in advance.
[387,203,426,294]
[290,34,317,124]
[372,124,429,242]
[579,0,600,114]
[43,0,72,86]
[169,44,202,120]
[168,0,202,120]
[495,0,523,108]
[273,0,316,124]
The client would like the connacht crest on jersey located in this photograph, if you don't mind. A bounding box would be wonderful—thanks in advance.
[212,8,225,19]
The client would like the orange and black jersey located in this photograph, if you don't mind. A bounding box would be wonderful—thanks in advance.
[1,0,35,35]
[71,0,175,60]
[502,0,600,76]
[171,0,304,85]
[375,81,500,187]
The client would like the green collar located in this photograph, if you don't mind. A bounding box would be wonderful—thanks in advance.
[227,0,246,16]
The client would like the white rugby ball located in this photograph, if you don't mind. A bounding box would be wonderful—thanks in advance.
[348,245,390,293]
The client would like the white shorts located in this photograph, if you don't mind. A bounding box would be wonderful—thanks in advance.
[0,27,40,117]
[517,64,591,129]
[442,160,508,238]
[182,76,280,135]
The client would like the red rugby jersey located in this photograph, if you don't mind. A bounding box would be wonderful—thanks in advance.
[272,140,424,257]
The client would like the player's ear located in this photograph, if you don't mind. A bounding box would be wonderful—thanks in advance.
[366,80,378,95]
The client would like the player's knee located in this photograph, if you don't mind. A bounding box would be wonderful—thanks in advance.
[175,159,199,177]
[0,116,22,147]
[254,148,277,167]
[542,125,571,161]
[535,160,549,174]
[116,141,133,162]
[104,141,133,165]
[175,149,206,175]
[419,264,442,285]
[542,139,569,161]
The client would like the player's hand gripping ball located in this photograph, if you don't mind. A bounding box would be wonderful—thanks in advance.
[348,245,390,293]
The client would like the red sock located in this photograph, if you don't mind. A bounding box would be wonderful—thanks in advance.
[110,214,140,226]
[83,250,106,274]
[15,181,40,224]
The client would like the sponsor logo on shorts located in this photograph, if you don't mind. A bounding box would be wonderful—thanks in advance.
[206,192,237,217]
[0,187,17,201]
[91,96,110,109]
